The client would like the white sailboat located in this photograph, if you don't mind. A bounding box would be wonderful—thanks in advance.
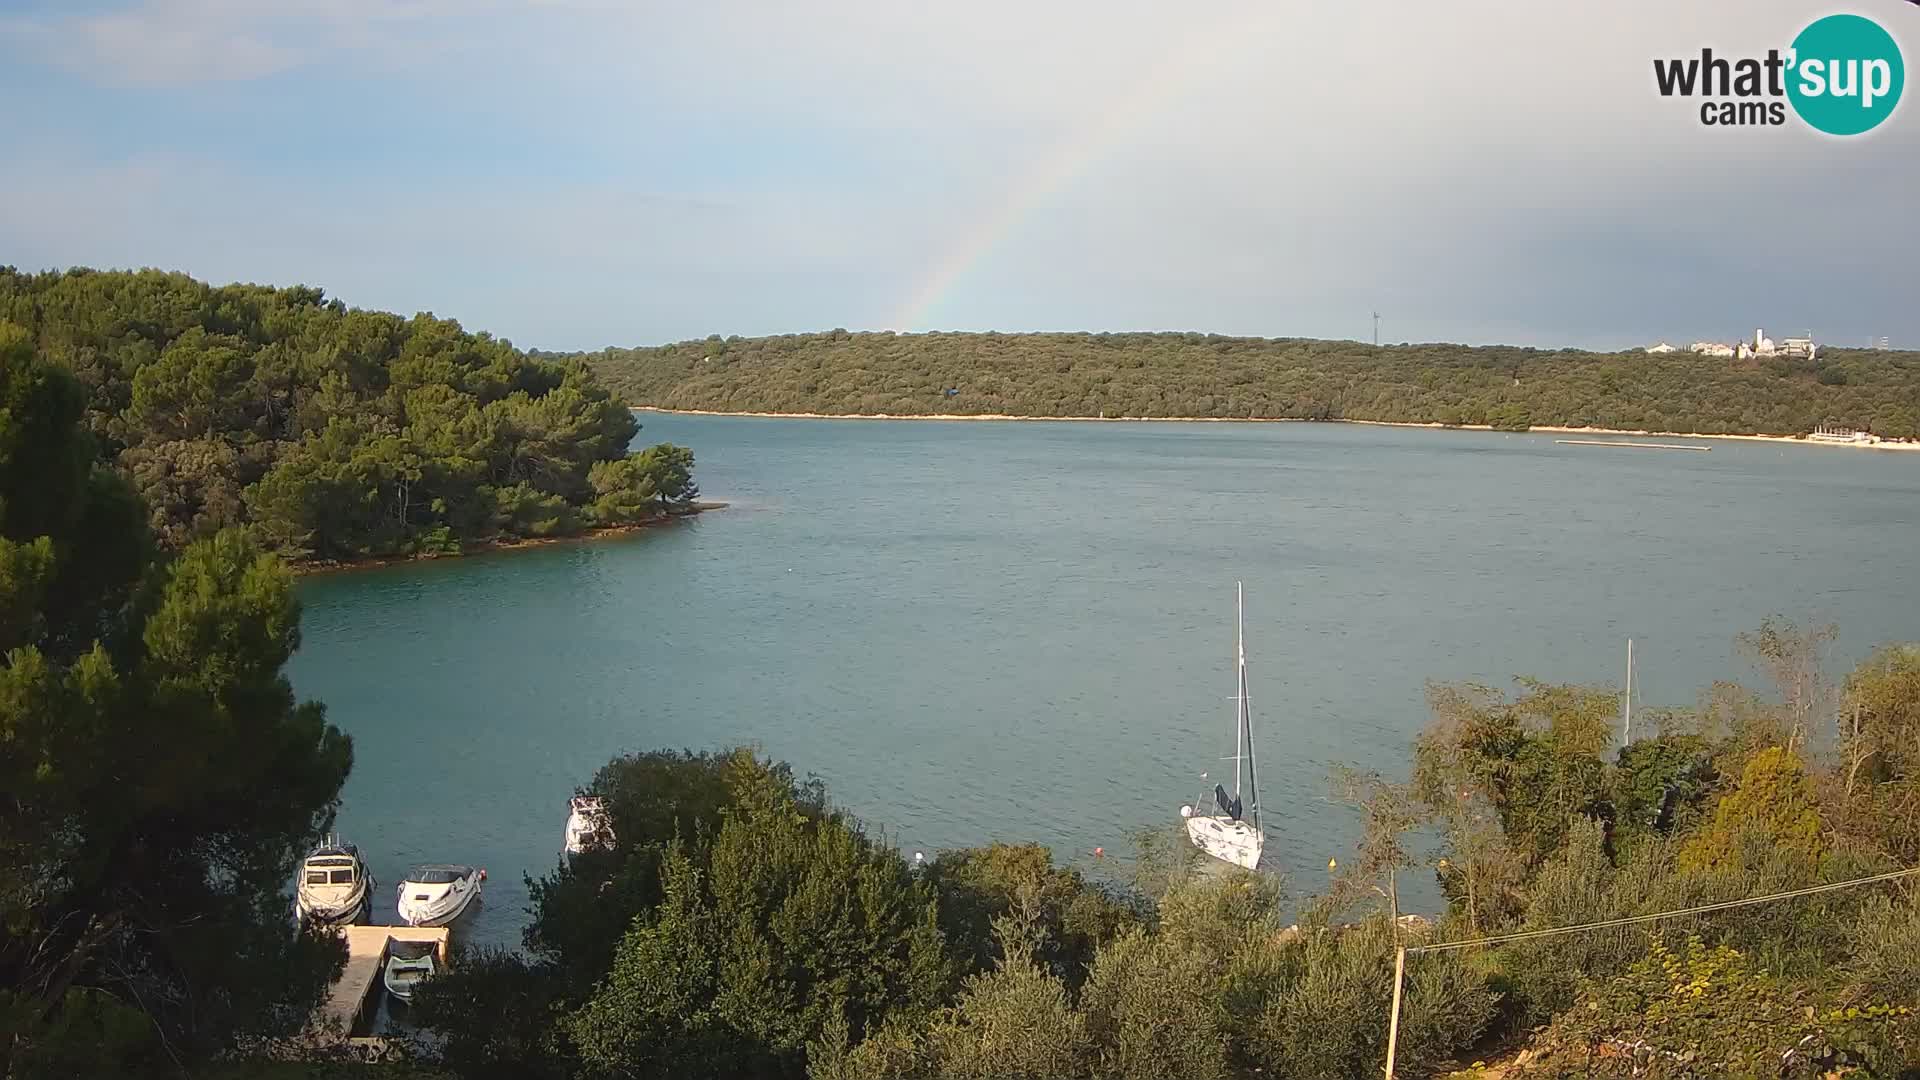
[1180,582,1265,870]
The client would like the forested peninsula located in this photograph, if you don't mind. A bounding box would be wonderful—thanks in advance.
[573,331,1920,440]
[0,268,697,567]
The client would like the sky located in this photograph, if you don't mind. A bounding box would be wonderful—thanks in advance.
[1,0,1915,352]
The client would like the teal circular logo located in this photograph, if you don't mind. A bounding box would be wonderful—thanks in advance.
[1788,14,1904,135]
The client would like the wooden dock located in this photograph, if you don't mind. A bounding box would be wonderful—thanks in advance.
[1555,439,1710,452]
[311,926,451,1040]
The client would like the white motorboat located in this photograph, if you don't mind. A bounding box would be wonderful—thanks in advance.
[295,835,372,926]
[382,939,438,1003]
[395,864,483,927]
[564,795,615,855]
[1180,582,1266,871]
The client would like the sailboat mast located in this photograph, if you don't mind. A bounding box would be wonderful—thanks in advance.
[1239,582,1260,830]
[1622,638,1634,745]
[1234,582,1245,799]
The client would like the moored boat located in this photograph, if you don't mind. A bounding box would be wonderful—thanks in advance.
[295,835,372,925]
[564,795,615,855]
[395,864,483,927]
[382,939,438,1002]
[1179,582,1266,871]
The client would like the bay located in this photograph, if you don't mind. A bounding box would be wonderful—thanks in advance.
[287,416,1920,945]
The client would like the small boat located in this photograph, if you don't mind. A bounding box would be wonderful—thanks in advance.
[1179,582,1265,870]
[395,864,483,927]
[382,939,438,1003]
[295,835,372,925]
[564,795,615,855]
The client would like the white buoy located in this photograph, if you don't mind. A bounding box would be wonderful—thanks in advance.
[1179,805,1193,818]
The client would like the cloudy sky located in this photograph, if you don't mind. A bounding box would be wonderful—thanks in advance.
[1,0,1914,351]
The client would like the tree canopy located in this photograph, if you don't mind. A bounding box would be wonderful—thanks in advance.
[413,619,1920,1080]
[0,267,699,565]
[573,330,1920,439]
[0,330,352,1076]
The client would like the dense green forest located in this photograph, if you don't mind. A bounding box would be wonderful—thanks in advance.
[0,267,697,566]
[571,331,1920,439]
[0,332,354,1076]
[395,620,1920,1080]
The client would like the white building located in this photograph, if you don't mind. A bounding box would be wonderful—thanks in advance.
[1690,341,1735,357]
[1645,341,1677,354]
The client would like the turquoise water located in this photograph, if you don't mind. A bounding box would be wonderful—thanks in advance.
[288,416,1920,945]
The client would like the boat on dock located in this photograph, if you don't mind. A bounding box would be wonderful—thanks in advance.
[564,795,615,855]
[382,938,439,1003]
[395,864,483,927]
[1179,582,1266,871]
[296,835,372,926]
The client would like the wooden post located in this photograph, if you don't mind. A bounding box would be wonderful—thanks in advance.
[1385,944,1407,1079]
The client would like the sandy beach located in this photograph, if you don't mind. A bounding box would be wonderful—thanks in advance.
[635,408,1920,452]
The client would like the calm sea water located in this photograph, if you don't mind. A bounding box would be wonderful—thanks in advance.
[287,416,1920,945]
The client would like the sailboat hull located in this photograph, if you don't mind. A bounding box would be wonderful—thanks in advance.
[1186,814,1263,870]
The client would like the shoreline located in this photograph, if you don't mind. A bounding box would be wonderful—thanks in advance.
[634,408,1920,452]
[292,502,726,577]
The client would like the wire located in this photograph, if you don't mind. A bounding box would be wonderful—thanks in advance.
[1406,866,1920,955]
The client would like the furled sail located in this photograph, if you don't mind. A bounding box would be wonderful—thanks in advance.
[1214,783,1243,821]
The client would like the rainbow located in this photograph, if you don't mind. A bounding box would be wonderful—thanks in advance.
[889,4,1278,331]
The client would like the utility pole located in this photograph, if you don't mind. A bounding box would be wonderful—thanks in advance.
[1384,944,1406,1078]
[1373,311,1381,348]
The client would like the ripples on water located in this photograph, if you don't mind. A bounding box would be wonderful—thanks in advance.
[288,418,1920,944]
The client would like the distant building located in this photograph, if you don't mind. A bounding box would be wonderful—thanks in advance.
[1668,326,1815,361]
[1810,424,1880,445]
[1645,341,1677,354]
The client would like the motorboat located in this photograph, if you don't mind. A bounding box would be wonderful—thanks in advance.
[295,835,372,925]
[382,939,438,1003]
[1180,582,1266,871]
[564,795,615,855]
[395,864,483,927]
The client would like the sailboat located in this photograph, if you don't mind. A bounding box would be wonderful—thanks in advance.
[1179,582,1265,870]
